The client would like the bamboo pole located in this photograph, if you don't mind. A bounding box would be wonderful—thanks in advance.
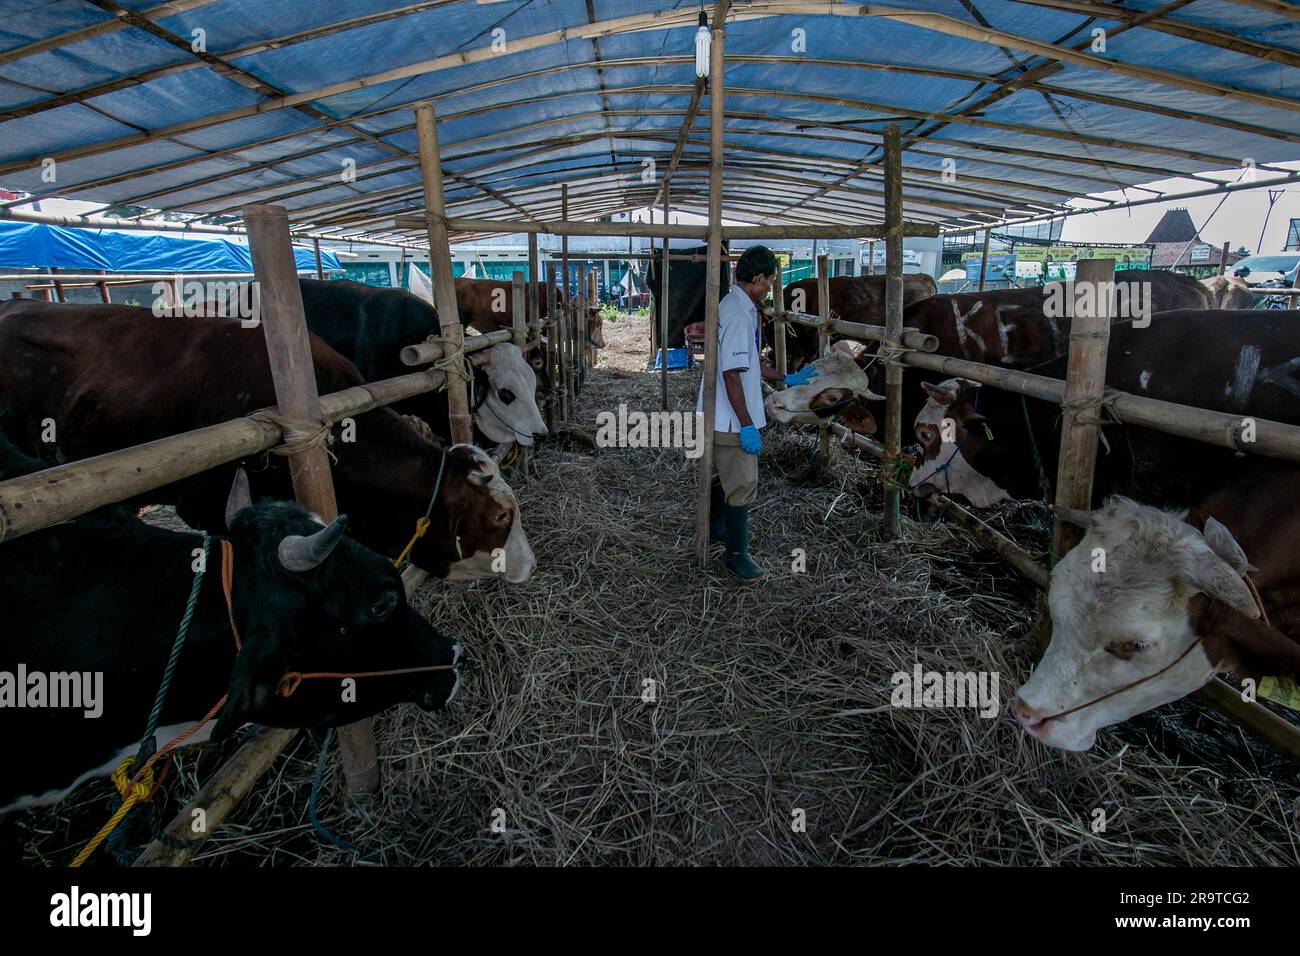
[693,3,726,568]
[527,232,540,334]
[561,186,572,420]
[660,189,671,411]
[1218,240,1230,276]
[510,271,528,349]
[772,264,787,377]
[243,203,379,796]
[415,102,473,445]
[575,265,587,398]
[882,124,905,540]
[312,238,324,280]
[1050,257,1114,559]
[400,328,513,366]
[545,262,559,431]
[977,227,991,292]
[399,216,937,241]
[816,254,832,467]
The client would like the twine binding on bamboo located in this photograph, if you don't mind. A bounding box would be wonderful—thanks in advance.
[250,410,337,463]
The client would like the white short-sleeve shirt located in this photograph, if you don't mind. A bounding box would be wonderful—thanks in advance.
[696,286,766,432]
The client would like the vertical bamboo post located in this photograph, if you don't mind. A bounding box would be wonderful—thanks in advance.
[866,241,875,276]
[510,270,527,349]
[1050,257,1115,559]
[527,232,540,334]
[882,124,905,540]
[660,189,671,411]
[586,268,597,371]
[1218,241,1230,276]
[313,238,324,280]
[577,266,588,396]
[96,270,110,304]
[545,262,559,431]
[772,264,787,377]
[243,203,379,795]
[415,102,473,445]
[693,6,726,567]
[816,253,832,466]
[978,227,991,292]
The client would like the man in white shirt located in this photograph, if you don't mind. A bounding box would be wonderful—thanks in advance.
[697,245,819,584]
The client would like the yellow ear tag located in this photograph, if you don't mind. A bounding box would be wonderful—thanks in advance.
[1259,676,1300,711]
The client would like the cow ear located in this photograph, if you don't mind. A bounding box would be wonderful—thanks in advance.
[225,468,253,529]
[1182,548,1259,619]
[1202,517,1254,575]
[840,400,877,437]
[920,381,959,405]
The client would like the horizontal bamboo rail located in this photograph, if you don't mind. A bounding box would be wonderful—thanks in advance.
[777,308,941,353]
[0,366,449,543]
[400,327,513,366]
[393,214,940,240]
[898,351,1300,463]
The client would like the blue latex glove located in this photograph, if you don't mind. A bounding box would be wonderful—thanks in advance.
[784,365,819,387]
[739,424,762,456]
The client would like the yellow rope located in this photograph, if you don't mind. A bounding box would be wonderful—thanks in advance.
[392,516,431,568]
[70,757,156,868]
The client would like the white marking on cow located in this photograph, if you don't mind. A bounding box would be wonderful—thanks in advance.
[993,304,1018,363]
[1138,369,1151,391]
[2,720,216,816]
[447,445,536,583]
[764,351,882,425]
[952,300,986,360]
[1228,344,1261,412]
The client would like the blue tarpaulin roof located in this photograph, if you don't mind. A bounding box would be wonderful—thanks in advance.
[0,220,340,272]
[0,1,1296,240]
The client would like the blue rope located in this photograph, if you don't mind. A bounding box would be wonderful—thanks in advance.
[308,728,358,854]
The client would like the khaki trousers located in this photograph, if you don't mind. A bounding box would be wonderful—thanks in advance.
[713,430,758,506]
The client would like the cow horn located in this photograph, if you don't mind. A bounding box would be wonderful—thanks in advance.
[225,468,253,528]
[523,336,541,352]
[278,515,349,572]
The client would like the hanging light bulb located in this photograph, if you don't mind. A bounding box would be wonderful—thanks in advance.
[695,10,710,79]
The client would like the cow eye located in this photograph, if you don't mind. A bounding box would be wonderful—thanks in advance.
[498,388,516,405]
[1104,639,1152,659]
[494,510,511,525]
[917,426,935,443]
[369,592,397,619]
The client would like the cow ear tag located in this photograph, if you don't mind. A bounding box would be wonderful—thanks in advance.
[982,423,994,441]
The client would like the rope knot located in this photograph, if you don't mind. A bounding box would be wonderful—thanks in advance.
[111,757,156,803]
[250,411,338,463]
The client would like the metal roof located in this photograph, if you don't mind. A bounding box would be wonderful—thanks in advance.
[1,0,1298,244]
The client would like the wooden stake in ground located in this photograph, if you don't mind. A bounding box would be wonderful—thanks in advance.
[1050,257,1115,558]
[816,254,832,468]
[545,262,559,431]
[882,124,906,540]
[693,4,727,567]
[527,232,540,333]
[772,265,786,377]
[415,102,473,445]
[660,189,671,411]
[510,270,527,349]
[243,202,379,795]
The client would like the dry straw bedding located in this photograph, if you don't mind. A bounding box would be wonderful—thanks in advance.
[5,314,1297,866]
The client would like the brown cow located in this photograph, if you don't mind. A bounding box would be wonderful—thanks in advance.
[0,300,536,581]
[455,276,605,350]
[774,274,937,370]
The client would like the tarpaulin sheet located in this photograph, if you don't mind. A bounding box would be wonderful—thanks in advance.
[0,220,340,272]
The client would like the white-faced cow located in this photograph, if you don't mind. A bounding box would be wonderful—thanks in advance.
[1014,466,1300,751]
[298,279,547,451]
[0,436,463,815]
[0,300,536,582]
[764,351,884,437]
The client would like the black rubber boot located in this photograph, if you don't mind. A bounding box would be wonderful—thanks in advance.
[709,483,728,543]
[723,505,768,584]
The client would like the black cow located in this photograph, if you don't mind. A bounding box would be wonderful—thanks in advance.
[298,279,547,447]
[0,435,460,815]
[908,310,1300,509]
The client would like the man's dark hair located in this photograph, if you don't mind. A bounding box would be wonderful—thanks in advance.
[736,245,778,283]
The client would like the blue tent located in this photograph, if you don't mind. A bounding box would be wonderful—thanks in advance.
[0,220,340,273]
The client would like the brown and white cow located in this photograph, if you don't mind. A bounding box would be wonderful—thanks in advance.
[455,276,605,353]
[764,351,884,436]
[1013,466,1300,751]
